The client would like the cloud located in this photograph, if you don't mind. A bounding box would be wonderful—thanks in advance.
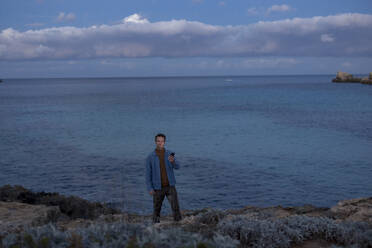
[57,12,76,22]
[267,4,292,14]
[1,13,372,61]
[247,8,258,16]
[191,57,299,70]
[320,33,335,42]
[100,60,136,69]
[122,14,149,24]
[241,58,299,68]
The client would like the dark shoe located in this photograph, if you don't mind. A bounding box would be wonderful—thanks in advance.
[153,216,160,224]
[174,214,182,222]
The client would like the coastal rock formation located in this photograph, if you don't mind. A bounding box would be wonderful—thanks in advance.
[332,71,361,83]
[332,71,372,85]
[361,72,372,85]
[330,197,372,222]
[0,185,119,220]
[1,185,371,248]
[0,201,61,233]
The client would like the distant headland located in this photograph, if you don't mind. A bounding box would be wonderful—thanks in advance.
[332,71,372,85]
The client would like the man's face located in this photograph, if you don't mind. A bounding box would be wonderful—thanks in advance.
[155,137,165,149]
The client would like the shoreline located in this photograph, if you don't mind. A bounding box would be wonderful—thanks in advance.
[1,185,371,247]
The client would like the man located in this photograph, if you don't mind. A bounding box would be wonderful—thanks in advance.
[146,133,182,223]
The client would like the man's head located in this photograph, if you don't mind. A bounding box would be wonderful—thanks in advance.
[155,133,166,150]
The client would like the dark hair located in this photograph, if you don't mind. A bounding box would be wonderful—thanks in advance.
[155,133,166,142]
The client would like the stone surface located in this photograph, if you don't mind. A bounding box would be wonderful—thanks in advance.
[330,197,372,222]
[0,185,120,220]
[0,201,61,233]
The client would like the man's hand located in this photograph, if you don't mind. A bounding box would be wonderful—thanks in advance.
[149,190,155,196]
[168,155,175,163]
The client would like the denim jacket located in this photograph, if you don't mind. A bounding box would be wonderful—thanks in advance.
[145,148,180,192]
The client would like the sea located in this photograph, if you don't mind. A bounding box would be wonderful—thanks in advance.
[0,75,371,214]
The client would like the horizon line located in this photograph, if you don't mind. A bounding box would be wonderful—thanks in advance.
[1,73,350,80]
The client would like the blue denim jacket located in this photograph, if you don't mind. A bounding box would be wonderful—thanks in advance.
[145,148,180,192]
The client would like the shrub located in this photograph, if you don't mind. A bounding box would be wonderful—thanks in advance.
[217,215,372,248]
[1,214,371,248]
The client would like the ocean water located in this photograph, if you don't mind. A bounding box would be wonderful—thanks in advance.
[0,75,371,214]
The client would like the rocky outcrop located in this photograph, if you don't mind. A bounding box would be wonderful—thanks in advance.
[1,186,371,248]
[332,71,372,85]
[0,201,61,233]
[361,72,372,85]
[332,71,361,83]
[0,185,120,220]
[330,197,372,222]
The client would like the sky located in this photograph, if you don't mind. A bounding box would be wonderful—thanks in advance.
[1,0,372,78]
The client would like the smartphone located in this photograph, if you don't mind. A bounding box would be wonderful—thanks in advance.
[170,152,175,156]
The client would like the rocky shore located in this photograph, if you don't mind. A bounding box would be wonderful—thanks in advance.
[332,71,372,85]
[1,185,371,248]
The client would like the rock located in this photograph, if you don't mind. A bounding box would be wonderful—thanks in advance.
[332,71,372,85]
[332,71,361,83]
[0,185,120,220]
[0,201,61,233]
[330,197,372,222]
[361,77,372,85]
[336,71,353,81]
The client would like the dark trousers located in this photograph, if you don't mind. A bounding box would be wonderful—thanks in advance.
[153,186,182,223]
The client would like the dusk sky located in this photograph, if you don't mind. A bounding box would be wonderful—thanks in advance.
[1,0,372,78]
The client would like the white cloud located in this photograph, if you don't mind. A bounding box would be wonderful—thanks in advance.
[321,33,335,42]
[57,12,76,22]
[1,13,372,61]
[122,14,149,24]
[267,4,291,14]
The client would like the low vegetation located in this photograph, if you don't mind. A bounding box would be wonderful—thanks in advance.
[1,209,371,248]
